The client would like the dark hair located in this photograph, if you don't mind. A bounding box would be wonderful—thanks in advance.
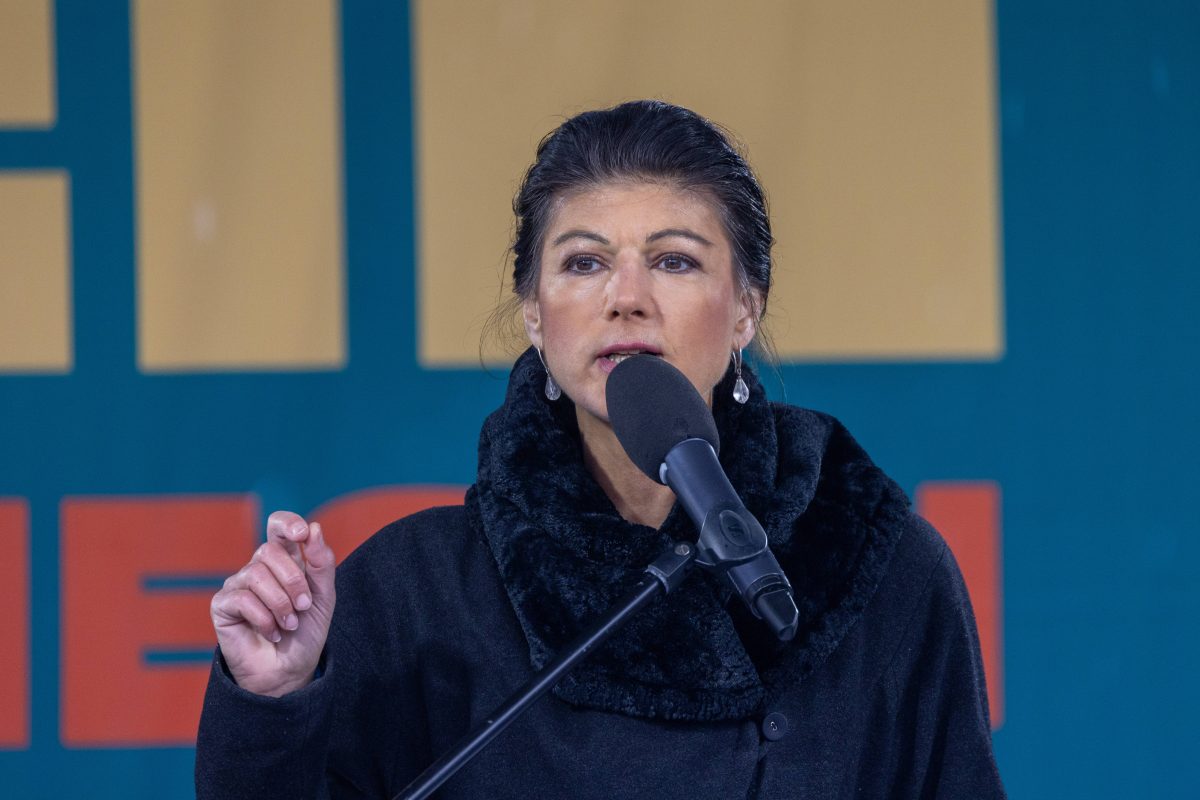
[487,100,776,359]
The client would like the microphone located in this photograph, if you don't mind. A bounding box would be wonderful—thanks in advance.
[606,355,799,641]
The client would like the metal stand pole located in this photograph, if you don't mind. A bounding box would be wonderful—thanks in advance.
[393,542,695,800]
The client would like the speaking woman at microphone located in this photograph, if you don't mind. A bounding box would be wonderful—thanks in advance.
[196,100,1006,798]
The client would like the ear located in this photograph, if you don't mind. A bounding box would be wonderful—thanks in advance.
[733,289,762,351]
[522,297,544,350]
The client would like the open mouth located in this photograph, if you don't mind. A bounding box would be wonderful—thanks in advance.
[604,351,657,365]
[600,346,663,367]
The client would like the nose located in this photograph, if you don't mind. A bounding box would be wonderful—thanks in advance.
[603,259,652,319]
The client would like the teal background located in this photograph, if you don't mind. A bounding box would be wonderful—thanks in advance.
[1,0,1198,796]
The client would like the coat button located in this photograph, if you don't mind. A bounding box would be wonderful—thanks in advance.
[761,711,789,741]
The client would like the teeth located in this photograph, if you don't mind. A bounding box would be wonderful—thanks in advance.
[607,351,648,364]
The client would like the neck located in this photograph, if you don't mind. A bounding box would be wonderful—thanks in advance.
[576,406,676,528]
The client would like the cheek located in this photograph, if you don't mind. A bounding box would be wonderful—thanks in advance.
[536,278,600,351]
[672,297,738,392]
[536,299,567,345]
[693,293,740,348]
[535,298,587,371]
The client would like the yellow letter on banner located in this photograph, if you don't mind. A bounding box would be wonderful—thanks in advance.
[0,172,71,373]
[414,0,1002,365]
[0,0,55,128]
[133,1,345,372]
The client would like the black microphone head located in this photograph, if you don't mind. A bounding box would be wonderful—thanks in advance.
[605,355,720,483]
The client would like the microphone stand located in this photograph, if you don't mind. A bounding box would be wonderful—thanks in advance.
[393,541,696,800]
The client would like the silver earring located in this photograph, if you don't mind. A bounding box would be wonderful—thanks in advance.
[731,350,749,404]
[536,349,561,401]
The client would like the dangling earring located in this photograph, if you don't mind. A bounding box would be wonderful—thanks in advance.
[536,348,561,401]
[731,350,749,404]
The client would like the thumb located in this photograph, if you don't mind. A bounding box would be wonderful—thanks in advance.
[302,521,337,613]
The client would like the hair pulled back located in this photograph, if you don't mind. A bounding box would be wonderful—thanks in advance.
[510,100,774,324]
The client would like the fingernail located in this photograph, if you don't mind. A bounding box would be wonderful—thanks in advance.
[290,522,307,538]
[284,613,298,630]
[296,593,312,611]
[269,630,282,643]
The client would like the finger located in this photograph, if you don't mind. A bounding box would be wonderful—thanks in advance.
[241,560,301,631]
[266,510,310,550]
[255,540,314,612]
[211,588,282,643]
[300,522,337,610]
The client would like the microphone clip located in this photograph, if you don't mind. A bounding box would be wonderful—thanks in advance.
[662,439,800,642]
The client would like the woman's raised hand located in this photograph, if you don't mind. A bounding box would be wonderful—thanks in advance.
[209,511,337,697]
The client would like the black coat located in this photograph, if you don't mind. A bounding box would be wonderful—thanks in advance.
[196,352,1006,798]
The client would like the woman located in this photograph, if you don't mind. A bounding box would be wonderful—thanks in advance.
[197,100,1006,798]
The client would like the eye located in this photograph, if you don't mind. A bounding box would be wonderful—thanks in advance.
[656,253,698,273]
[565,254,605,274]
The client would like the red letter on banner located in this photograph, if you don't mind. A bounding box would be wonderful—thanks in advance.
[0,498,30,749]
[61,495,258,746]
[916,481,1004,729]
[309,485,467,562]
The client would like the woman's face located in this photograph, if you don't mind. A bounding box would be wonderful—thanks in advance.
[523,181,758,426]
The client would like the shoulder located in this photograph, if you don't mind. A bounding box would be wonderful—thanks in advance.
[361,504,470,542]
[872,512,969,634]
[872,512,986,682]
[327,502,513,665]
[883,514,955,601]
[344,505,472,562]
[899,514,974,623]
[335,504,489,606]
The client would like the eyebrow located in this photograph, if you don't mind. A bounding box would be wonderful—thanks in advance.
[550,228,714,247]
[551,230,610,247]
[645,228,714,247]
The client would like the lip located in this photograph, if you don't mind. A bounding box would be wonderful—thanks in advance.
[596,342,663,374]
[597,341,663,359]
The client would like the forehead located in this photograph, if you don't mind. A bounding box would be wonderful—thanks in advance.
[546,181,727,239]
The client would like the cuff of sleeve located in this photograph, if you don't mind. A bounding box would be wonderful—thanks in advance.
[213,646,329,698]
[195,647,334,800]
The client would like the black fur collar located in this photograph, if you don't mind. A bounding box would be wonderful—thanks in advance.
[466,348,910,721]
